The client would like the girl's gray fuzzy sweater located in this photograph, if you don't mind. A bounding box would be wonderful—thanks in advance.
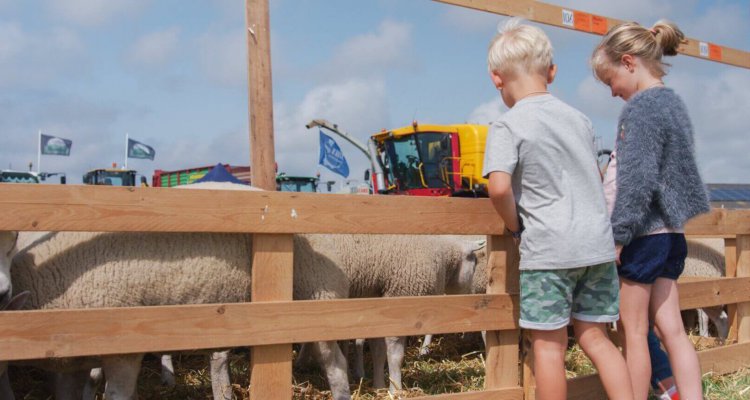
[612,87,710,245]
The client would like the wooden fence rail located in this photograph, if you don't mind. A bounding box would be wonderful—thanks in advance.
[0,184,748,399]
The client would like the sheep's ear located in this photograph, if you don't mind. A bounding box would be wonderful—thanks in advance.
[0,231,18,255]
[3,291,29,311]
[472,239,487,252]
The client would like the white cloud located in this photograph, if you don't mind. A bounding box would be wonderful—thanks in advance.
[196,30,246,87]
[574,76,622,121]
[318,20,414,81]
[0,22,85,88]
[668,69,750,183]
[273,79,390,182]
[126,27,181,68]
[467,97,505,125]
[679,3,750,48]
[46,0,150,27]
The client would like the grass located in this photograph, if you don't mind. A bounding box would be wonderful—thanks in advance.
[7,333,749,399]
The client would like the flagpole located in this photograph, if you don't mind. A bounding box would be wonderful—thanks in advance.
[124,133,129,170]
[37,130,41,173]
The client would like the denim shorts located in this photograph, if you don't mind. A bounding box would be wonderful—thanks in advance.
[618,233,687,284]
[519,262,620,330]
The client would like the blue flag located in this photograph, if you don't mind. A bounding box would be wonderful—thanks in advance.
[40,134,72,156]
[127,138,156,160]
[318,130,349,178]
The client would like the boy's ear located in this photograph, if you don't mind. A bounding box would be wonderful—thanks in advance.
[547,64,557,84]
[489,70,503,90]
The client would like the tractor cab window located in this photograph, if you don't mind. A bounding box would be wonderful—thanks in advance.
[384,132,454,191]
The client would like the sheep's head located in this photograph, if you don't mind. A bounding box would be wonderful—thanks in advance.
[446,239,485,295]
[0,231,18,307]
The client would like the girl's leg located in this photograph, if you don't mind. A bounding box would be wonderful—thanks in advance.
[651,278,703,400]
[531,327,568,400]
[574,320,634,400]
[619,277,653,400]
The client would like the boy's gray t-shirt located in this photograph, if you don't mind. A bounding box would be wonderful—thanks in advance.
[482,94,615,270]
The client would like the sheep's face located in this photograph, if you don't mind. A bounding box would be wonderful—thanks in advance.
[0,231,18,306]
[446,240,483,295]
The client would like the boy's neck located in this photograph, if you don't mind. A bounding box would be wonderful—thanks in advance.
[503,74,549,108]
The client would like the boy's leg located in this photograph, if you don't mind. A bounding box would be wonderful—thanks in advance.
[619,277,653,400]
[519,269,576,400]
[651,277,703,400]
[574,320,634,400]
[530,328,568,400]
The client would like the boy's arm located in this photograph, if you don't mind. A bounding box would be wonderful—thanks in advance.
[488,172,521,234]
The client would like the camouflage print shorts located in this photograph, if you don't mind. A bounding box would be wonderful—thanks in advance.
[519,262,620,330]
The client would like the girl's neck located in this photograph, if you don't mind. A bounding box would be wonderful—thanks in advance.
[637,78,664,93]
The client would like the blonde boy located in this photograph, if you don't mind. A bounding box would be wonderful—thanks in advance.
[483,19,633,400]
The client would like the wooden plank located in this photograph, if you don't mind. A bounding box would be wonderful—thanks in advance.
[697,342,750,375]
[246,0,276,191]
[431,0,750,69]
[737,235,750,344]
[685,209,750,236]
[677,277,750,310]
[410,387,524,400]
[484,235,520,389]
[725,238,739,342]
[0,184,504,235]
[567,374,606,400]
[1,187,748,236]
[0,294,516,361]
[250,234,293,399]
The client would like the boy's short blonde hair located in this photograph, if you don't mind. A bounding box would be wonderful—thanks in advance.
[488,18,553,77]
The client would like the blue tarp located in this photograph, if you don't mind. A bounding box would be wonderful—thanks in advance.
[194,163,247,185]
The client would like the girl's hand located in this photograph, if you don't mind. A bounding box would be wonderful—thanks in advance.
[615,244,623,266]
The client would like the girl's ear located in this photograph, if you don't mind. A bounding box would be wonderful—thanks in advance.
[621,54,636,72]
[548,64,557,84]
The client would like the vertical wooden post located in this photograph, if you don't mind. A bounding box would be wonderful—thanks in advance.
[724,237,739,342]
[485,234,521,390]
[250,234,294,398]
[737,235,750,345]
[246,0,277,191]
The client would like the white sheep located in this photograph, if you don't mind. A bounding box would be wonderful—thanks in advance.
[0,230,19,400]
[684,238,729,339]
[302,233,480,393]
[9,230,351,400]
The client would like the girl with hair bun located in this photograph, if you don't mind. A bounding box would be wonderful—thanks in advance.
[592,20,709,400]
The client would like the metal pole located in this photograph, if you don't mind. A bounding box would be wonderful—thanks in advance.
[37,130,41,174]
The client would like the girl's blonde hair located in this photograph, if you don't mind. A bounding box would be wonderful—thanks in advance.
[488,18,553,77]
[591,20,685,81]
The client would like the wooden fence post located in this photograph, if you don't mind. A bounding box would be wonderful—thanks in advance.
[485,234,521,390]
[724,237,739,342]
[737,235,750,345]
[246,0,277,191]
[250,234,294,398]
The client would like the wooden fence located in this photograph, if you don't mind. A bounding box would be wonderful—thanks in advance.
[0,184,748,399]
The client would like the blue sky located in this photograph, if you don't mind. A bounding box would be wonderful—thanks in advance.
[1,0,748,186]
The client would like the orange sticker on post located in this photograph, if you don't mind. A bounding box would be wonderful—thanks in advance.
[573,11,592,32]
[591,15,608,35]
[709,44,723,61]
